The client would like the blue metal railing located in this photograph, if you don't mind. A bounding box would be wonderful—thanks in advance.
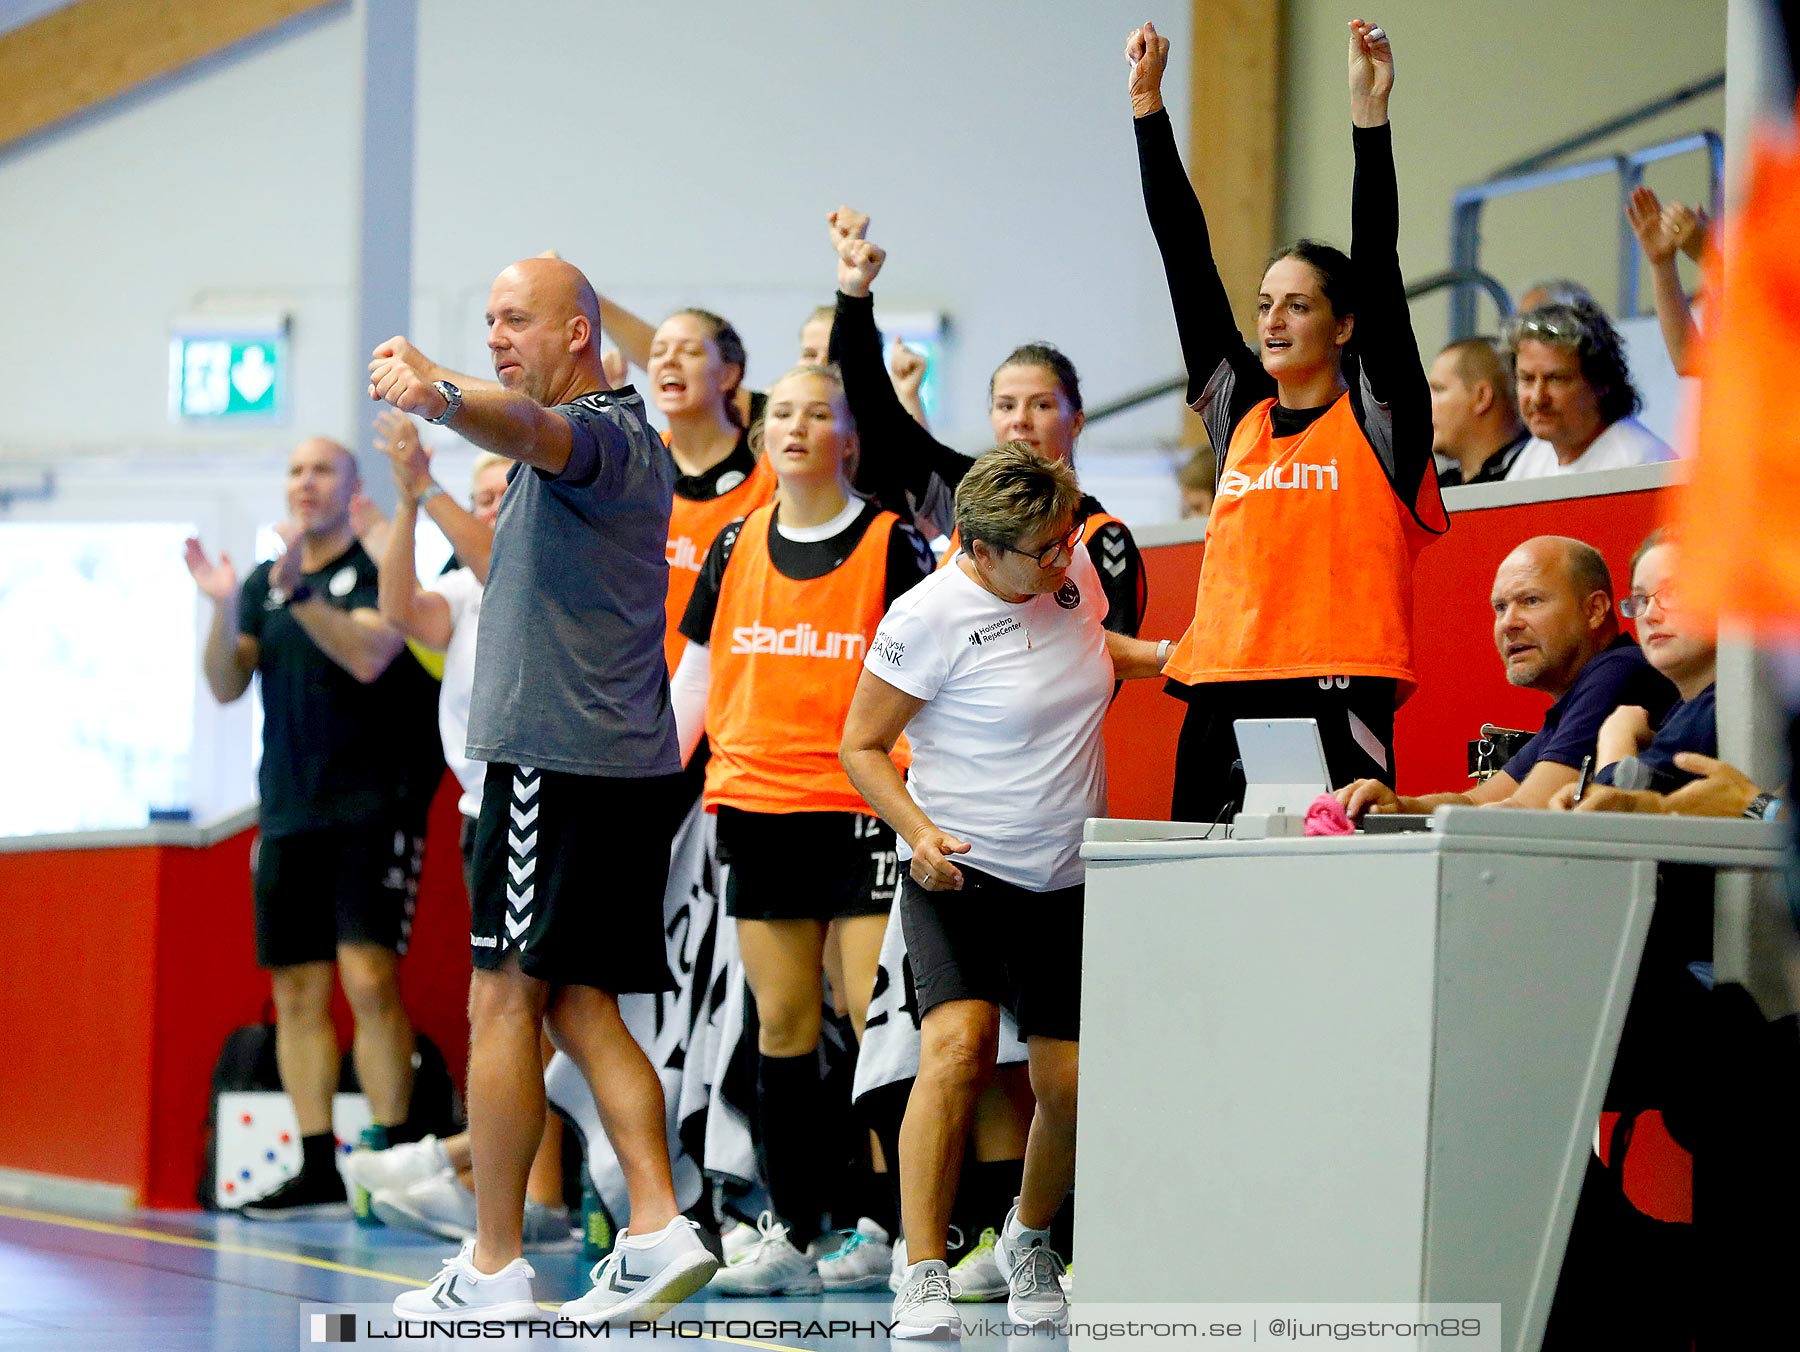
[1448,130,1724,337]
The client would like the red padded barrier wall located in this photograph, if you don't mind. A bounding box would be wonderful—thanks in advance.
[1103,487,1674,816]
[2,774,473,1209]
[3,485,1672,1204]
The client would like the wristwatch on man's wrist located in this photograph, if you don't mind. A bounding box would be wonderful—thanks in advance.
[1744,791,1781,821]
[426,380,463,425]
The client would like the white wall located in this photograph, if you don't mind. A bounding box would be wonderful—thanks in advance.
[0,7,359,457]
[0,2,1192,468]
[406,1,1191,457]
[1282,0,1728,353]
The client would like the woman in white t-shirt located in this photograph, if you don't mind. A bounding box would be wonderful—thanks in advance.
[840,443,1170,1338]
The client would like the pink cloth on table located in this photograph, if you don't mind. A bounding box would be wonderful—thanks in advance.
[1304,793,1354,836]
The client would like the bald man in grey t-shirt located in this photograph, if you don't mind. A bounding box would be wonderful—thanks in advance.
[369,256,717,1325]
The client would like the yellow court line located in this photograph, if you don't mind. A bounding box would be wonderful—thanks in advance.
[0,1203,420,1285]
[0,1204,815,1351]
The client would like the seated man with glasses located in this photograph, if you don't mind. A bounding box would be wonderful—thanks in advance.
[1550,528,1724,810]
[1503,299,1676,480]
[1338,534,1679,818]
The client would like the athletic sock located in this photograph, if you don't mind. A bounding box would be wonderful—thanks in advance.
[300,1131,338,1180]
[849,1161,899,1241]
[1050,1191,1075,1263]
[965,1158,1024,1244]
[860,1084,907,1242]
[757,1050,828,1249]
[383,1117,426,1146]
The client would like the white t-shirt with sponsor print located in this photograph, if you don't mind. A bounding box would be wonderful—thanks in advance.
[427,565,484,818]
[863,545,1113,891]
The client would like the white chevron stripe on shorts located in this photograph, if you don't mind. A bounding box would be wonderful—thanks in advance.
[505,767,539,950]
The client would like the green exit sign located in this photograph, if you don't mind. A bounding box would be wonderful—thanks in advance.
[169,321,288,422]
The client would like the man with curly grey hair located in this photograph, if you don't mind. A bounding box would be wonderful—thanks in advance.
[1504,298,1675,479]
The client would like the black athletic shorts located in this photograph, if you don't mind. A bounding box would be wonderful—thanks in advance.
[251,819,424,969]
[458,812,479,902]
[898,864,1083,1041]
[716,806,899,921]
[469,762,682,992]
[1169,675,1398,825]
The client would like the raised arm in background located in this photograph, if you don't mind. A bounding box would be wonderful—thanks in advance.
[1128,21,1273,437]
[1342,18,1435,506]
[373,409,497,583]
[1626,185,1704,377]
[184,538,257,703]
[827,208,976,509]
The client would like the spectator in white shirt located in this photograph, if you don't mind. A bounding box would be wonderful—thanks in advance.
[1504,300,1676,480]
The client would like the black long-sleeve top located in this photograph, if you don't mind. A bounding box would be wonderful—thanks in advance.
[1134,108,1437,517]
[834,290,1147,635]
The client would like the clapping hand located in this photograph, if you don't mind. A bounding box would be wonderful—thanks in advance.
[374,408,433,501]
[1125,21,1170,118]
[269,520,305,595]
[1627,185,1682,266]
[1664,200,1710,263]
[183,537,238,602]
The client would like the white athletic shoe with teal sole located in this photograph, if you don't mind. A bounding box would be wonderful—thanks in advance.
[818,1217,893,1291]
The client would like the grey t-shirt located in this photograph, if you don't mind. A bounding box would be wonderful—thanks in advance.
[466,386,680,777]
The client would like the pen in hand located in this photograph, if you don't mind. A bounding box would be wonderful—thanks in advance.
[1572,754,1595,806]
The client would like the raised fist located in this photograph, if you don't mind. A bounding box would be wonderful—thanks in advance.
[368,336,449,420]
[1126,22,1170,117]
[889,338,927,399]
[601,346,629,389]
[1348,18,1395,113]
[837,238,888,299]
[828,206,871,257]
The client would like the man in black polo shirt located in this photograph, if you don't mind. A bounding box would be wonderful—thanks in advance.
[1339,534,1678,817]
[1430,336,1529,488]
[185,436,442,1218]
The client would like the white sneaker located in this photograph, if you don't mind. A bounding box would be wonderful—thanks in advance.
[889,1236,908,1293]
[558,1216,719,1326]
[994,1205,1068,1330]
[709,1212,824,1296]
[722,1218,759,1266]
[393,1238,540,1321]
[818,1217,893,1291]
[891,1258,961,1341]
[342,1136,450,1196]
[948,1227,1009,1301]
[370,1168,476,1241]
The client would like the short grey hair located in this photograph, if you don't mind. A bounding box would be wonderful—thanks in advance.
[953,441,1082,552]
